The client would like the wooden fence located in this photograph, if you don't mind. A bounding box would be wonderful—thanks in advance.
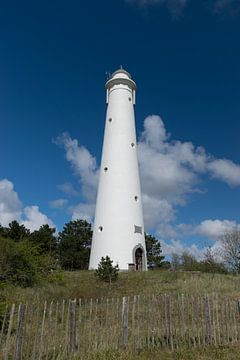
[1,294,240,359]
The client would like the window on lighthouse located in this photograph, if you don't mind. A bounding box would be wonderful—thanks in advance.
[134,225,142,234]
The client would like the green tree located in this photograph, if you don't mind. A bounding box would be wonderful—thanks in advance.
[7,220,30,242]
[0,236,40,287]
[30,224,58,256]
[58,219,92,270]
[145,233,165,268]
[94,256,119,284]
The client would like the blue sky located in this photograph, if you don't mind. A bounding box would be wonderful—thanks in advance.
[1,0,240,257]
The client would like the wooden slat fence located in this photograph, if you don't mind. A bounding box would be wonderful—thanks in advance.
[1,294,240,359]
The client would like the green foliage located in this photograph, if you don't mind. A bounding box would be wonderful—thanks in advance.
[58,219,92,270]
[0,282,7,330]
[145,233,165,268]
[30,224,58,256]
[171,250,227,274]
[0,236,56,287]
[95,256,119,283]
[6,220,30,241]
[200,248,227,274]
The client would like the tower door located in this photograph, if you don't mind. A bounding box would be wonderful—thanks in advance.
[135,247,143,271]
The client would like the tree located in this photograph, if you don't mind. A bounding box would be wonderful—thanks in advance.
[145,233,165,268]
[180,251,199,271]
[200,247,226,274]
[6,221,30,242]
[171,253,181,270]
[94,256,119,284]
[220,228,240,273]
[0,236,48,287]
[30,224,58,256]
[58,219,92,270]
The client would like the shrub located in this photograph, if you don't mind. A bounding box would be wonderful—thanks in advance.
[95,256,119,284]
[0,236,57,287]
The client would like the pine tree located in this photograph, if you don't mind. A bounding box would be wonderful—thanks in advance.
[94,256,119,284]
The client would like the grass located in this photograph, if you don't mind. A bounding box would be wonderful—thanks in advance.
[2,269,240,304]
[2,270,240,359]
[66,343,240,360]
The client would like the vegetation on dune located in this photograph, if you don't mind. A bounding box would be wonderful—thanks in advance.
[54,344,240,360]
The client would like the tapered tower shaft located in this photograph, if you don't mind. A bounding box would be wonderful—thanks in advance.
[89,69,147,270]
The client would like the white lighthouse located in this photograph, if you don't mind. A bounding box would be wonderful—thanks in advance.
[89,68,147,271]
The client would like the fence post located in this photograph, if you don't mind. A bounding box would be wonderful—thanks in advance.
[122,297,128,349]
[0,304,8,355]
[5,304,15,360]
[52,301,59,360]
[39,301,47,360]
[131,296,136,351]
[70,299,76,353]
[46,301,53,360]
[14,304,25,360]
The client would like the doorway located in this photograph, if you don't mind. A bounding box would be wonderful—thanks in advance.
[135,247,143,271]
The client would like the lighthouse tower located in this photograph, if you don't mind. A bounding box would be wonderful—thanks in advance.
[89,68,147,271]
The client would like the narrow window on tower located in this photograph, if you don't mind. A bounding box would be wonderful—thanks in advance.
[98,226,103,232]
[131,143,135,148]
[128,97,131,102]
[104,167,108,172]
[108,118,112,123]
[134,196,139,202]
[134,225,142,234]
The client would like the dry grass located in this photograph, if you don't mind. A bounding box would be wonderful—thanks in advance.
[66,343,240,360]
[2,270,240,304]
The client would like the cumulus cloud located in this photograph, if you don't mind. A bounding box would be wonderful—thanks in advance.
[54,133,99,202]
[0,179,55,231]
[161,238,203,258]
[195,219,239,239]
[0,179,22,226]
[49,199,68,209]
[22,206,55,232]
[208,159,240,186]
[70,203,95,223]
[56,115,240,256]
[57,182,80,197]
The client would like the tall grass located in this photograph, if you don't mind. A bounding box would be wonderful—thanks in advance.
[2,270,240,304]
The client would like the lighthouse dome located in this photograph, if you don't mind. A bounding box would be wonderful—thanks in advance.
[105,67,136,91]
[111,68,132,80]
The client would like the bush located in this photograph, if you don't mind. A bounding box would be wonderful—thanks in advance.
[0,236,56,287]
[95,256,119,284]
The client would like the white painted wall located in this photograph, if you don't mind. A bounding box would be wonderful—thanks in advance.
[89,69,147,270]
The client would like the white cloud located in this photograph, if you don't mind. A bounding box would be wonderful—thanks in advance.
[56,115,240,251]
[195,219,239,239]
[54,133,99,202]
[57,182,80,197]
[0,179,55,231]
[208,159,240,186]
[22,206,55,232]
[142,193,175,229]
[161,238,203,258]
[0,179,22,226]
[70,203,95,223]
[49,198,68,209]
